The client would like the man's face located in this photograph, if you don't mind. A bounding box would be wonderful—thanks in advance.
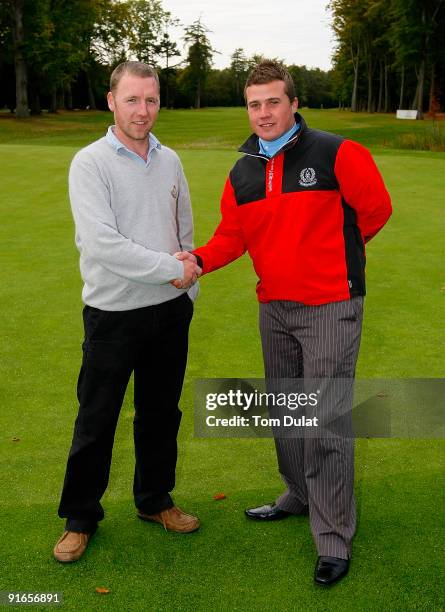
[245,80,298,141]
[107,73,160,142]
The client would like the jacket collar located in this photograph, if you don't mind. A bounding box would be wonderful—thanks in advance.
[238,112,307,160]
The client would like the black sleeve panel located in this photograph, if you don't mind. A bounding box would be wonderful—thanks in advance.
[230,156,267,205]
[342,199,366,297]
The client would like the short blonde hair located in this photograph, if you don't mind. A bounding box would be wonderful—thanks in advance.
[110,61,159,93]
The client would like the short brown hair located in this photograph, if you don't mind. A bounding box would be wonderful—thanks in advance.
[244,60,296,102]
[110,61,160,93]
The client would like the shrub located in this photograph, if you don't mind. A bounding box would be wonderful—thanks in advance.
[395,124,445,151]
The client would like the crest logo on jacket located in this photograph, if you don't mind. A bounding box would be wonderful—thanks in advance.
[299,167,317,187]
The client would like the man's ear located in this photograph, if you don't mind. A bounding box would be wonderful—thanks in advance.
[107,91,115,112]
[292,97,299,113]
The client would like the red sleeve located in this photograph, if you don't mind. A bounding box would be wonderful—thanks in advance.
[334,140,392,243]
[193,177,246,274]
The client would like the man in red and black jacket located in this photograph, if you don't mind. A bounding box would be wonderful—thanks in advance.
[174,61,392,586]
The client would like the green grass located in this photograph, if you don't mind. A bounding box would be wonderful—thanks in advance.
[1,106,445,151]
[0,109,444,611]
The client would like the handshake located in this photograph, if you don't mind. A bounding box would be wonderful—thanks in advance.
[170,251,202,289]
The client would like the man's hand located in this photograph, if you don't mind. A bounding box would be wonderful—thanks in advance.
[174,251,197,264]
[170,252,201,289]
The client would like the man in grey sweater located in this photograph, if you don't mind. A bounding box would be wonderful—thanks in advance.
[54,61,201,563]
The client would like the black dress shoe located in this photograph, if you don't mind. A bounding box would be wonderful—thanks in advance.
[244,503,292,521]
[314,556,350,586]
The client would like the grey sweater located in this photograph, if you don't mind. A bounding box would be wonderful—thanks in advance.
[69,136,196,310]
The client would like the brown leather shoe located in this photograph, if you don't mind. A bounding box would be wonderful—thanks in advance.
[53,531,90,563]
[137,506,200,533]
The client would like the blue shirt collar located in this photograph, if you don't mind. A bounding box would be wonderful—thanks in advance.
[106,126,161,166]
[259,122,299,158]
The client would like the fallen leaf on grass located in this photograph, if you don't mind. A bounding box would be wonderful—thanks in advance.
[213,493,226,500]
[12,437,20,442]
[95,587,110,594]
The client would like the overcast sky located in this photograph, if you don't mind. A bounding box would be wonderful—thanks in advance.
[161,0,335,71]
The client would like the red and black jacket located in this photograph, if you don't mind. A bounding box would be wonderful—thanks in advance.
[194,113,392,305]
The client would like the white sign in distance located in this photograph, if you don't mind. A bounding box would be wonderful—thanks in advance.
[396,109,418,120]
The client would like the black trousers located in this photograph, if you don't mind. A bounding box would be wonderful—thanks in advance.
[58,293,193,533]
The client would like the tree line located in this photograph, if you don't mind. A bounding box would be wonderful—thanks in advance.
[0,0,337,117]
[1,0,443,118]
[330,0,445,117]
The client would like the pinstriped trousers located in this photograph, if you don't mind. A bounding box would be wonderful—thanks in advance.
[259,297,364,559]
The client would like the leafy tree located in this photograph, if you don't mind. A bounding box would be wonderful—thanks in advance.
[154,13,182,107]
[288,65,308,104]
[91,0,129,67]
[39,0,97,112]
[11,0,110,113]
[330,0,445,115]
[204,68,234,106]
[288,65,336,108]
[229,48,249,105]
[330,0,368,112]
[182,18,215,108]
[389,0,444,117]
[126,0,166,64]
[247,53,266,69]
